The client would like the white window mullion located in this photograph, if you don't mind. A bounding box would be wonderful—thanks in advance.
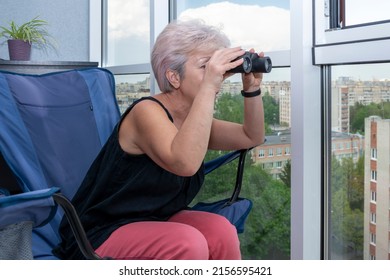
[149,0,169,95]
[290,0,322,260]
[89,0,103,65]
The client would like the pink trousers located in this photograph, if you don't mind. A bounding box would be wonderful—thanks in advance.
[95,210,241,260]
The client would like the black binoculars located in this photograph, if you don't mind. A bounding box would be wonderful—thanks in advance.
[228,52,272,73]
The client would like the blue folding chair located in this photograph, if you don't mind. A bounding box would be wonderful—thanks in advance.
[0,68,251,260]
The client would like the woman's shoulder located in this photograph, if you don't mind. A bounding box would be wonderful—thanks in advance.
[126,96,173,123]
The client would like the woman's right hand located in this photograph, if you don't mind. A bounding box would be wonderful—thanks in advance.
[201,47,245,94]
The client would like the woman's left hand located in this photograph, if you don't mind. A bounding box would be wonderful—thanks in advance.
[242,49,264,92]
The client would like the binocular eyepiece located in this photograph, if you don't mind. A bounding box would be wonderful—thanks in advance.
[228,52,272,74]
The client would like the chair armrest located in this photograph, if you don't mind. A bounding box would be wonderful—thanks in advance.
[228,148,250,204]
[204,148,252,203]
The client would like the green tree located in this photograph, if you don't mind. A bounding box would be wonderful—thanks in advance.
[279,159,291,188]
[331,188,363,259]
[239,164,290,259]
[214,93,243,123]
[350,101,390,133]
[262,93,279,127]
[330,154,364,258]
[215,92,273,133]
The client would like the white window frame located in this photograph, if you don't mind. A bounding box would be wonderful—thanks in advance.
[370,212,376,224]
[314,1,390,65]
[89,0,102,65]
[313,0,390,260]
[371,148,377,160]
[370,233,376,245]
[94,0,169,89]
[371,191,377,203]
[290,0,322,260]
[371,170,377,182]
[259,149,265,158]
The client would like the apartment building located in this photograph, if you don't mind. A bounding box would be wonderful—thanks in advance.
[332,86,350,133]
[364,116,390,260]
[252,130,364,179]
[331,131,364,163]
[251,131,291,179]
[279,87,291,127]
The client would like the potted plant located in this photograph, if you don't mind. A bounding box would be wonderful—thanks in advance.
[0,16,51,60]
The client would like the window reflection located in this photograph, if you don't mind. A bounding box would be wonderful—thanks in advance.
[330,63,390,260]
[344,0,390,26]
[114,74,150,113]
[106,0,150,66]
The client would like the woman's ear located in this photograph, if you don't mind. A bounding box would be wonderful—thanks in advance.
[166,69,180,89]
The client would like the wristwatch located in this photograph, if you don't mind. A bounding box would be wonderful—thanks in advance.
[241,88,261,98]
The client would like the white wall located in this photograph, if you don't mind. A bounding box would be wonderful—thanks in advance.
[0,0,90,61]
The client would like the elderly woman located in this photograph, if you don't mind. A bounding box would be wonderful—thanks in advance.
[53,19,265,260]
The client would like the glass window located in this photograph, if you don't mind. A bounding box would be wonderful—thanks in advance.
[259,149,265,158]
[196,69,291,260]
[175,1,291,260]
[371,148,377,159]
[330,63,390,260]
[344,0,390,26]
[115,74,151,113]
[175,0,290,52]
[370,212,376,224]
[371,170,377,182]
[370,191,377,202]
[106,0,150,66]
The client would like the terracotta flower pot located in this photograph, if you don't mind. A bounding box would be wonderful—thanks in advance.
[7,39,32,61]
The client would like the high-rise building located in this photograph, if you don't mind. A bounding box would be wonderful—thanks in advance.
[279,87,291,127]
[332,86,350,133]
[364,116,390,260]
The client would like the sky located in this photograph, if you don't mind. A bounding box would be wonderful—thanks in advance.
[107,0,290,58]
[109,0,290,82]
[109,0,390,83]
[181,0,289,10]
[177,1,290,52]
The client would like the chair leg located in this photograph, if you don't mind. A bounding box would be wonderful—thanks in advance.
[53,193,103,260]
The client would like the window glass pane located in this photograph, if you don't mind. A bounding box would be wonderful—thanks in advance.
[176,0,291,260]
[176,0,290,52]
[115,74,150,113]
[191,67,291,260]
[330,63,390,260]
[107,0,150,66]
[344,0,390,26]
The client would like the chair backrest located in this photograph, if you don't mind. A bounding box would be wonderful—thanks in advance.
[0,68,120,259]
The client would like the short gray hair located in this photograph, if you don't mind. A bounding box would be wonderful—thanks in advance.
[151,19,230,93]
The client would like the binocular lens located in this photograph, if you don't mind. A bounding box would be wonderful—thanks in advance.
[242,56,252,73]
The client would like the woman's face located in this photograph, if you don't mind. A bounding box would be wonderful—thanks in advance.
[179,49,215,99]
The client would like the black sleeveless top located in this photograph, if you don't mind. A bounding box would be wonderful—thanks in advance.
[53,97,205,259]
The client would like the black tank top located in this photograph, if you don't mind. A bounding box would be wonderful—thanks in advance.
[53,97,205,259]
